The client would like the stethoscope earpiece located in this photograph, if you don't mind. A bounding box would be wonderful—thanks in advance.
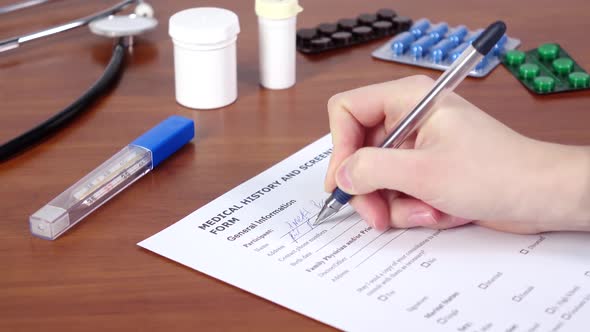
[134,2,155,18]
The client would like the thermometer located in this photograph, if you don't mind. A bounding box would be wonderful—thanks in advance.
[29,115,194,240]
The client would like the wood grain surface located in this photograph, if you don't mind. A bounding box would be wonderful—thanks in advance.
[1,0,589,330]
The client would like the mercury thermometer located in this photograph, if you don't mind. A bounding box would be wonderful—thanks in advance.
[29,115,194,240]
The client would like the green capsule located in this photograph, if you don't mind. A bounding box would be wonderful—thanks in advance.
[519,63,540,79]
[537,43,560,61]
[552,58,574,75]
[505,50,526,66]
[533,76,555,93]
[568,72,590,88]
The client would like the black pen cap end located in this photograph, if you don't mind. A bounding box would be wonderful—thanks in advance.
[472,21,506,55]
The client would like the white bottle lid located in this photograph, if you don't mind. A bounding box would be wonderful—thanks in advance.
[169,7,240,45]
[255,0,302,20]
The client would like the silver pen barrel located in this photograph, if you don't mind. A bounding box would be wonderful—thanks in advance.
[381,45,483,149]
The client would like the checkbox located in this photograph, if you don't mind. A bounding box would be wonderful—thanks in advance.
[421,262,431,268]
[546,307,556,314]
[561,313,571,320]
[479,283,488,289]
[512,296,522,302]
[520,249,529,255]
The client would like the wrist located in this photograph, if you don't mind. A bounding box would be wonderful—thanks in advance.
[527,142,590,231]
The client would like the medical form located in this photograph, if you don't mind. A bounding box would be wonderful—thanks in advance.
[139,135,590,331]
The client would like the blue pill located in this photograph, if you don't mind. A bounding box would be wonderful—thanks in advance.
[430,39,455,63]
[390,31,415,55]
[492,34,508,55]
[475,53,494,71]
[409,18,431,39]
[446,25,468,46]
[448,42,469,63]
[411,35,438,58]
[427,23,449,42]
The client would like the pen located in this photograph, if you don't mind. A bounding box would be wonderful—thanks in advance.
[29,115,195,240]
[314,21,506,226]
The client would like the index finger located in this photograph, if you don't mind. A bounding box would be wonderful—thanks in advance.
[324,75,435,192]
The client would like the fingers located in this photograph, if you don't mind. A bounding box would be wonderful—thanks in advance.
[386,196,440,228]
[324,75,436,191]
[335,147,432,199]
[349,192,391,231]
[350,191,472,231]
[474,220,544,234]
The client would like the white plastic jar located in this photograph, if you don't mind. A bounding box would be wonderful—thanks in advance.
[256,0,303,90]
[169,8,240,109]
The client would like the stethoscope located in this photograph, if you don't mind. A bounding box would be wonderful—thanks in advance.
[0,0,158,162]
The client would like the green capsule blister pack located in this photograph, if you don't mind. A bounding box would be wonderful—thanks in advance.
[502,43,590,95]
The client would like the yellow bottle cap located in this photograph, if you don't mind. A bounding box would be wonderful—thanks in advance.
[255,0,303,20]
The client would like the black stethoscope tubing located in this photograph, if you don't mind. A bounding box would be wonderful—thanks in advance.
[0,40,127,162]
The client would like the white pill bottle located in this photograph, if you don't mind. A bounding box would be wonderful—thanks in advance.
[256,0,303,90]
[169,8,241,109]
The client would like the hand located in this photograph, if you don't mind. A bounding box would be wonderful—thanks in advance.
[324,75,590,234]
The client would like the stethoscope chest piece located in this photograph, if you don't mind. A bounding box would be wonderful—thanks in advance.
[90,15,158,42]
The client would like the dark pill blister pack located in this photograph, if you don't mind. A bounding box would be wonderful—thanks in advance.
[296,9,412,54]
[502,43,590,95]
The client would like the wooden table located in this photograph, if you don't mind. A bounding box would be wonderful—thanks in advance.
[2,0,589,330]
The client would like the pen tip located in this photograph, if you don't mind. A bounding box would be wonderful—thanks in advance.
[314,203,333,226]
[313,216,324,226]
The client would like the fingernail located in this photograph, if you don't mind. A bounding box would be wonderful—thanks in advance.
[407,212,438,227]
[336,163,353,192]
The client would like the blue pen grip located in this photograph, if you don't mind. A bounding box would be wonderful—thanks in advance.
[333,187,352,204]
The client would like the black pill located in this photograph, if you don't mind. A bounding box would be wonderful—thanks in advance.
[296,28,317,45]
[358,13,377,26]
[318,23,338,36]
[310,37,332,50]
[393,16,412,31]
[337,18,357,31]
[372,21,394,36]
[331,31,353,45]
[377,9,396,21]
[352,26,373,40]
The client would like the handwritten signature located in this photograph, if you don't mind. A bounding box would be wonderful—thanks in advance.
[310,199,324,210]
[285,200,326,242]
[286,208,312,242]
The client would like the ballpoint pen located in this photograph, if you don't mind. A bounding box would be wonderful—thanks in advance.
[314,21,507,226]
[29,115,194,240]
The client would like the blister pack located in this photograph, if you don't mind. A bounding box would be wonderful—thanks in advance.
[296,9,412,54]
[502,43,589,94]
[372,18,521,78]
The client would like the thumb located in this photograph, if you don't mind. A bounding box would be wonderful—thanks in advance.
[335,147,430,197]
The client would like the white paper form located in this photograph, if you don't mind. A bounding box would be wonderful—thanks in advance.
[139,135,590,332]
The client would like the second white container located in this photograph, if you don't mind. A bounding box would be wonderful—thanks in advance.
[256,0,303,90]
[169,8,241,109]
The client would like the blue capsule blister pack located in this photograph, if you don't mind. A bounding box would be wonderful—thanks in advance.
[371,18,521,78]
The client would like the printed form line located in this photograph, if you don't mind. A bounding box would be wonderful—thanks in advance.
[315,218,362,253]
[349,230,391,258]
[354,229,409,269]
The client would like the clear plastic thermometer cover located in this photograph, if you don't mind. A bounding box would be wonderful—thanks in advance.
[29,145,153,240]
